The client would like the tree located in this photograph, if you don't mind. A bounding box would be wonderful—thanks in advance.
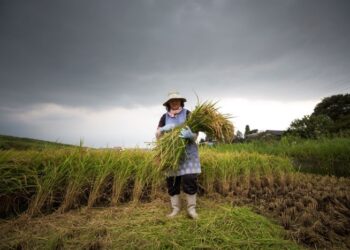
[236,130,244,139]
[244,125,250,138]
[312,93,350,133]
[286,93,350,138]
[233,130,244,143]
[286,114,334,139]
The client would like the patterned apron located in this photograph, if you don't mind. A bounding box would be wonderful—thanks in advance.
[164,108,202,177]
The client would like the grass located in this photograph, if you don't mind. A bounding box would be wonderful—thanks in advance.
[0,134,78,150]
[0,197,303,249]
[210,136,350,176]
[198,149,294,194]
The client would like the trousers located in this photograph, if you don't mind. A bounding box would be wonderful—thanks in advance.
[166,173,198,196]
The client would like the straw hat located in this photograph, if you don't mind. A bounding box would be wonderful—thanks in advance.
[163,91,187,106]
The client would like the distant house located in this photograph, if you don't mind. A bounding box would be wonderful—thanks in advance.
[245,130,285,141]
[265,130,285,137]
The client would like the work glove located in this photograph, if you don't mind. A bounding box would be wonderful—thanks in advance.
[159,123,176,132]
[179,126,195,140]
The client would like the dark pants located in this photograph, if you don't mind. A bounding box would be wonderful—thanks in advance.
[166,174,198,196]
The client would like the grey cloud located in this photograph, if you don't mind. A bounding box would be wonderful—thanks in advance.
[1,0,350,110]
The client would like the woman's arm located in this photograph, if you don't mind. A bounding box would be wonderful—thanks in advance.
[156,114,166,140]
[156,128,161,140]
[192,132,198,142]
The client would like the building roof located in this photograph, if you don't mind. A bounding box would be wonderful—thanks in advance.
[265,130,285,136]
[245,129,285,139]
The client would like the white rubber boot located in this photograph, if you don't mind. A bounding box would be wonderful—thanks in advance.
[185,193,199,219]
[167,194,181,218]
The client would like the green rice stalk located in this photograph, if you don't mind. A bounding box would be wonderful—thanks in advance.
[111,151,134,206]
[27,151,72,216]
[58,149,95,212]
[87,150,116,208]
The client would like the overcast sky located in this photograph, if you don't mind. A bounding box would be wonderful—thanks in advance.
[1,0,350,148]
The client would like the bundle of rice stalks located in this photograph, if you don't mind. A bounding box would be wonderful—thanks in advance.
[186,101,234,142]
[154,100,234,171]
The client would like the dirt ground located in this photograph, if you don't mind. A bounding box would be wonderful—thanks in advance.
[224,172,350,249]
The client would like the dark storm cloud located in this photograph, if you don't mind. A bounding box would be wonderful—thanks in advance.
[1,0,350,110]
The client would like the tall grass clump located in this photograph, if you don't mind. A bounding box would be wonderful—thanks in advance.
[154,100,234,171]
[0,150,40,216]
[59,148,96,212]
[27,149,82,216]
[198,148,294,194]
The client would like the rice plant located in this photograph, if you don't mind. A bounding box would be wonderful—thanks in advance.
[212,136,350,176]
[0,147,295,218]
[58,149,95,212]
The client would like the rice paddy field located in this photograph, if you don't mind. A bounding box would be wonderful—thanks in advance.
[1,136,350,249]
[211,136,350,177]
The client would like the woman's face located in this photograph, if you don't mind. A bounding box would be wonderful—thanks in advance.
[169,99,181,110]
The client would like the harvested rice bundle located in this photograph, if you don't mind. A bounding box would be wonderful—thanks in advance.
[154,100,234,171]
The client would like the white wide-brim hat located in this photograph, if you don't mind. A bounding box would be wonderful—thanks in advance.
[163,91,187,106]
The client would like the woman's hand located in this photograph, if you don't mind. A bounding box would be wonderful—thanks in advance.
[156,128,160,139]
[156,124,176,140]
[159,124,176,132]
[179,126,196,140]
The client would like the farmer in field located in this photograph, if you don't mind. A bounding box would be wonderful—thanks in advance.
[156,91,201,219]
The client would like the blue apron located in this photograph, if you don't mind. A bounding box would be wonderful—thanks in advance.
[164,108,201,177]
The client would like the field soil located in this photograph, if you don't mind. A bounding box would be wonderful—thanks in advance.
[225,173,350,249]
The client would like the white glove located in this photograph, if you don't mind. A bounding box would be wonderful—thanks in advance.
[179,126,195,139]
[159,124,176,132]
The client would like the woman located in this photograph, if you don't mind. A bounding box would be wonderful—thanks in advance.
[156,91,201,219]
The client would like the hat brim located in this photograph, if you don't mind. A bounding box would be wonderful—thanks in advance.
[163,98,187,106]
